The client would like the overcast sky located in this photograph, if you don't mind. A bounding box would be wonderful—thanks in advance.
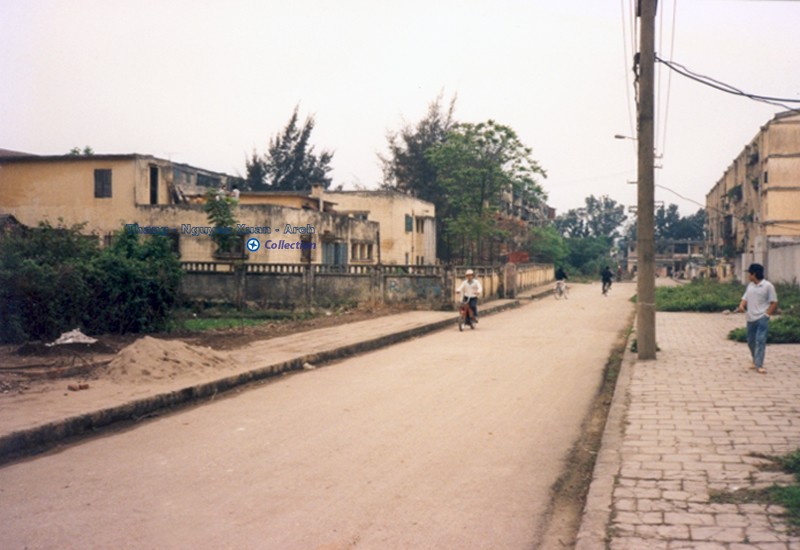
[2,0,799,217]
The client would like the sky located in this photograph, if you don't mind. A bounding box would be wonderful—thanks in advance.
[1,0,799,218]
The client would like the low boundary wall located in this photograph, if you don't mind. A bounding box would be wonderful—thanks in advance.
[180,262,554,309]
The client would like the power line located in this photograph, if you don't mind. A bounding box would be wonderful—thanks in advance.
[620,0,636,141]
[655,183,800,233]
[659,0,678,162]
[655,56,800,113]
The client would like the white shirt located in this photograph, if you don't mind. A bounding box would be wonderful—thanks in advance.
[457,278,482,298]
[742,279,778,322]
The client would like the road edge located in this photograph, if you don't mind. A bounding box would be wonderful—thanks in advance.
[0,299,523,464]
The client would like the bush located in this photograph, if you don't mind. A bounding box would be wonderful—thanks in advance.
[655,280,744,312]
[0,223,182,343]
[728,315,800,344]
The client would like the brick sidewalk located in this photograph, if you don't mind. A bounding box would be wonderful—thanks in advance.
[579,312,800,550]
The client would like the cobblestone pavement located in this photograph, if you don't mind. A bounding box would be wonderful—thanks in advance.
[580,311,800,549]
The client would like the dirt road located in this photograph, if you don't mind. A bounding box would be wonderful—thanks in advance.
[0,282,634,549]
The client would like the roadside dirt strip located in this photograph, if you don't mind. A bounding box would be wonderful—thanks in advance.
[0,301,523,461]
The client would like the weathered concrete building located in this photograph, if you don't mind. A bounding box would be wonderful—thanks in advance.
[324,190,436,265]
[0,153,378,266]
[706,111,800,282]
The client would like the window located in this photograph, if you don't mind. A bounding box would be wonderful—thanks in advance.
[149,166,159,205]
[94,169,112,198]
[416,218,425,233]
[405,214,413,232]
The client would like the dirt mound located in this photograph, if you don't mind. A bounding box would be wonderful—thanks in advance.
[105,336,231,383]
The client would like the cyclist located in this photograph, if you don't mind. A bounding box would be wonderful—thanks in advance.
[456,269,482,323]
[601,265,614,296]
[555,266,569,299]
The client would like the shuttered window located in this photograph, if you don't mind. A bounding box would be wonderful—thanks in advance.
[94,169,112,198]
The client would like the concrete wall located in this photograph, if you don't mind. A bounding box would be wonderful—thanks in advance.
[180,262,554,309]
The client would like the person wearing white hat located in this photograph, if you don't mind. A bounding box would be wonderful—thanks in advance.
[456,269,483,323]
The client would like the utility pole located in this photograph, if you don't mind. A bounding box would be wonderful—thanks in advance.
[637,0,657,359]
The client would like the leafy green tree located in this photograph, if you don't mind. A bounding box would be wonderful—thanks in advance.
[68,146,94,156]
[527,225,568,265]
[427,120,547,263]
[247,106,334,191]
[380,93,456,199]
[380,94,457,259]
[671,208,705,240]
[565,237,614,276]
[555,195,627,241]
[655,203,681,240]
[203,190,239,255]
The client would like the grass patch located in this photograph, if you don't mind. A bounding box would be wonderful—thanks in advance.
[171,306,315,333]
[181,317,271,331]
[710,448,800,535]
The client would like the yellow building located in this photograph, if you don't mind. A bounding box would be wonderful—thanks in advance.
[706,111,800,282]
[323,190,436,265]
[0,153,378,266]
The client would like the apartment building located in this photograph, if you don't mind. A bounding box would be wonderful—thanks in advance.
[706,111,800,282]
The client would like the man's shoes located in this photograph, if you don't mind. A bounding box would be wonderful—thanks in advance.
[756,367,767,374]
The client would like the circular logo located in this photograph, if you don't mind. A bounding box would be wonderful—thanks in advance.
[246,237,261,252]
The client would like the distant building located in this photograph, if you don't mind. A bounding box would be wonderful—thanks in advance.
[706,111,800,282]
[627,239,706,279]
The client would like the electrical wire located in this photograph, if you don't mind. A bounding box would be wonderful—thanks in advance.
[620,0,636,142]
[659,0,678,162]
[655,56,800,113]
[655,183,800,233]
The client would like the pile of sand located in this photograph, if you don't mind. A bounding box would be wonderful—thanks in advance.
[105,336,232,383]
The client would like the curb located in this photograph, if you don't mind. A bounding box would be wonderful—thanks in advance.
[0,299,522,463]
[575,321,638,549]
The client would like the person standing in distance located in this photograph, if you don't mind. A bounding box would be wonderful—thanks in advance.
[456,269,483,323]
[736,263,778,374]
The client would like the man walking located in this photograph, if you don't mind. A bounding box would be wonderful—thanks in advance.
[736,263,778,374]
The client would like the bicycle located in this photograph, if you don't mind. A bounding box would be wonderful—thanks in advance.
[555,280,568,300]
[458,296,477,331]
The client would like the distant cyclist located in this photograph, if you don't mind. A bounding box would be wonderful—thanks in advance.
[555,267,569,299]
[601,265,614,296]
[456,269,482,323]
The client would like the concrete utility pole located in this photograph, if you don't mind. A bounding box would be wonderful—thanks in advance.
[637,0,657,360]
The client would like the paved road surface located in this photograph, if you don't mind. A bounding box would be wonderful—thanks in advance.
[0,282,634,549]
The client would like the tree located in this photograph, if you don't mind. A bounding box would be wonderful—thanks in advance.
[526,225,568,265]
[555,195,627,241]
[671,208,705,240]
[246,107,334,191]
[427,120,547,263]
[203,190,239,256]
[655,203,681,240]
[380,93,456,200]
[244,150,267,191]
[68,146,94,156]
[380,94,457,259]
